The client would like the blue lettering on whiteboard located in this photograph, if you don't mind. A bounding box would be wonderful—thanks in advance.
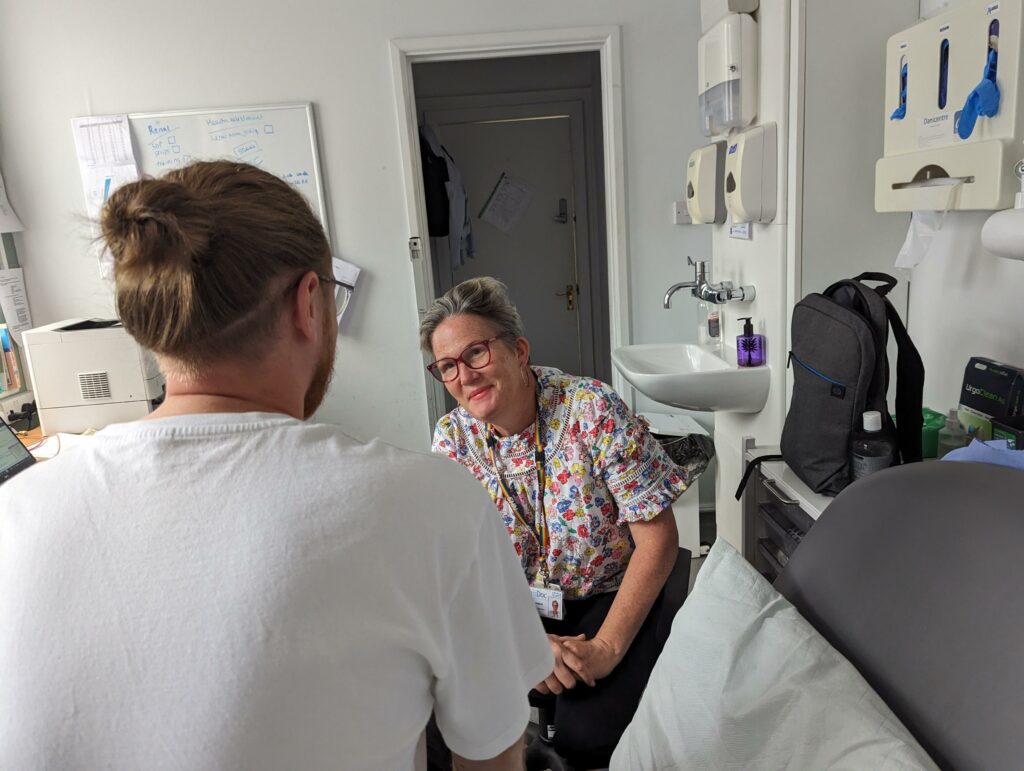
[205,113,264,128]
[283,170,312,186]
[209,127,260,142]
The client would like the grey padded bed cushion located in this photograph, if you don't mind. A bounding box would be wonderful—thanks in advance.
[774,461,1024,771]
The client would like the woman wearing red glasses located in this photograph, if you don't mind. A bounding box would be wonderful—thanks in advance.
[420,277,692,769]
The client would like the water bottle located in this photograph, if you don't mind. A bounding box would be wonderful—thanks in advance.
[851,410,896,481]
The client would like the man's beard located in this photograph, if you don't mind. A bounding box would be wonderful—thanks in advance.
[303,316,337,419]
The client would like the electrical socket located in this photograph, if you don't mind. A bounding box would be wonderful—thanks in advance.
[672,201,692,225]
[1,390,33,419]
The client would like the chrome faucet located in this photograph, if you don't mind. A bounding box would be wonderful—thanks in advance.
[663,256,756,308]
[663,258,706,308]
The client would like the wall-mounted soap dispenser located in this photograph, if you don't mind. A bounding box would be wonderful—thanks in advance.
[698,12,758,137]
[724,122,777,223]
[686,141,727,224]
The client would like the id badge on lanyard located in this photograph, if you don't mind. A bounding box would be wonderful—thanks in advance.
[531,582,564,620]
[488,386,564,620]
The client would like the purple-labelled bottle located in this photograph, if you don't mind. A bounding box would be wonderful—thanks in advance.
[736,316,766,367]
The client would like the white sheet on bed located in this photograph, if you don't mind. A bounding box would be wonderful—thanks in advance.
[611,540,938,771]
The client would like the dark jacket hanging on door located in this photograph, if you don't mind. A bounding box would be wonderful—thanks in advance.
[420,125,474,270]
[419,129,450,237]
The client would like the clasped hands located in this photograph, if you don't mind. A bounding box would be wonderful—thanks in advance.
[535,633,623,694]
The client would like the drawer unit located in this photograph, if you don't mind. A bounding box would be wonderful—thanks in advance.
[741,449,829,582]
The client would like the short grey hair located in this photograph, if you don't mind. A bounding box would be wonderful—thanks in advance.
[419,277,526,353]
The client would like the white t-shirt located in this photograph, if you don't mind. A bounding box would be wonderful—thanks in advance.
[0,413,553,770]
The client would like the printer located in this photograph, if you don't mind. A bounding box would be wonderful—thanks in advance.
[21,319,164,434]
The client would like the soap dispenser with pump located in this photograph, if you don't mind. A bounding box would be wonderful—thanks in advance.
[736,316,765,367]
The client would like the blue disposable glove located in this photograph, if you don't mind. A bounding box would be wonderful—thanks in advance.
[957,49,1000,139]
[890,62,908,121]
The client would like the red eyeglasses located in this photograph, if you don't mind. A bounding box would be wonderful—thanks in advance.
[426,336,501,383]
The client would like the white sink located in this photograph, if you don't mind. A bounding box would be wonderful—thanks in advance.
[611,343,770,413]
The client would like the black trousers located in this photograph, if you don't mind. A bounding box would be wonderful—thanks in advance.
[536,587,668,768]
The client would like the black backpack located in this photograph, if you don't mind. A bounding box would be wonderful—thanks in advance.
[737,272,924,499]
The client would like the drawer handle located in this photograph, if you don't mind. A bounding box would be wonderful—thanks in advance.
[762,478,799,506]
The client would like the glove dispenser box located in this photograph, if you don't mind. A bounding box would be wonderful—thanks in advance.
[698,13,758,136]
[875,0,1024,212]
[686,141,727,224]
[724,123,777,224]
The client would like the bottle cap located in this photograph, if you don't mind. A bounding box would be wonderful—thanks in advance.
[946,409,960,430]
[739,316,754,336]
[863,410,882,432]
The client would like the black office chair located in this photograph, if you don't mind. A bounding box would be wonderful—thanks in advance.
[525,547,693,770]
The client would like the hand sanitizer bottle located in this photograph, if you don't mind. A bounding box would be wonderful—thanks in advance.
[937,409,969,458]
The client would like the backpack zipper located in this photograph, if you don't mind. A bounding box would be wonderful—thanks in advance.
[789,351,848,396]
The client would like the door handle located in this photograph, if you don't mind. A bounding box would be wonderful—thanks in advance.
[555,284,576,311]
[553,198,569,224]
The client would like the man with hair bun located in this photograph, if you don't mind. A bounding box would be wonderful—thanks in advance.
[0,161,551,771]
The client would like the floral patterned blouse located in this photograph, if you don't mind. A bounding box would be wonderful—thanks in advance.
[431,366,690,599]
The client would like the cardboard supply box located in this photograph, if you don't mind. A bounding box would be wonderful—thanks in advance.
[957,357,1024,441]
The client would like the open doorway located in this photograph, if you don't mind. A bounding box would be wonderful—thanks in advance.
[413,54,610,416]
[390,27,630,431]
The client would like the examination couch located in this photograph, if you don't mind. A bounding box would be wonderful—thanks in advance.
[614,460,1024,770]
[774,460,1024,769]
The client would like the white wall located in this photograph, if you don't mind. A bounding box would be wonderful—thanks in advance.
[0,0,710,451]
[799,1,918,310]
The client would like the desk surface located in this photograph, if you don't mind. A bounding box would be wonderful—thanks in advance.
[17,427,43,449]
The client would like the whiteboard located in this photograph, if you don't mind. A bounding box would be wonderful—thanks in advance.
[127,103,329,238]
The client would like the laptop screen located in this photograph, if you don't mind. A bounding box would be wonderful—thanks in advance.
[0,421,36,485]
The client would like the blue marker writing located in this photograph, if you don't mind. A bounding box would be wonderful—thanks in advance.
[102,177,112,202]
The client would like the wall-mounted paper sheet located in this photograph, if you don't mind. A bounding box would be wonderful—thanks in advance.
[332,256,361,323]
[0,168,24,233]
[479,173,535,234]
[0,268,32,345]
[72,115,140,276]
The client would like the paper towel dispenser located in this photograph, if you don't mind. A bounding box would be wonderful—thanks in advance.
[698,12,758,137]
